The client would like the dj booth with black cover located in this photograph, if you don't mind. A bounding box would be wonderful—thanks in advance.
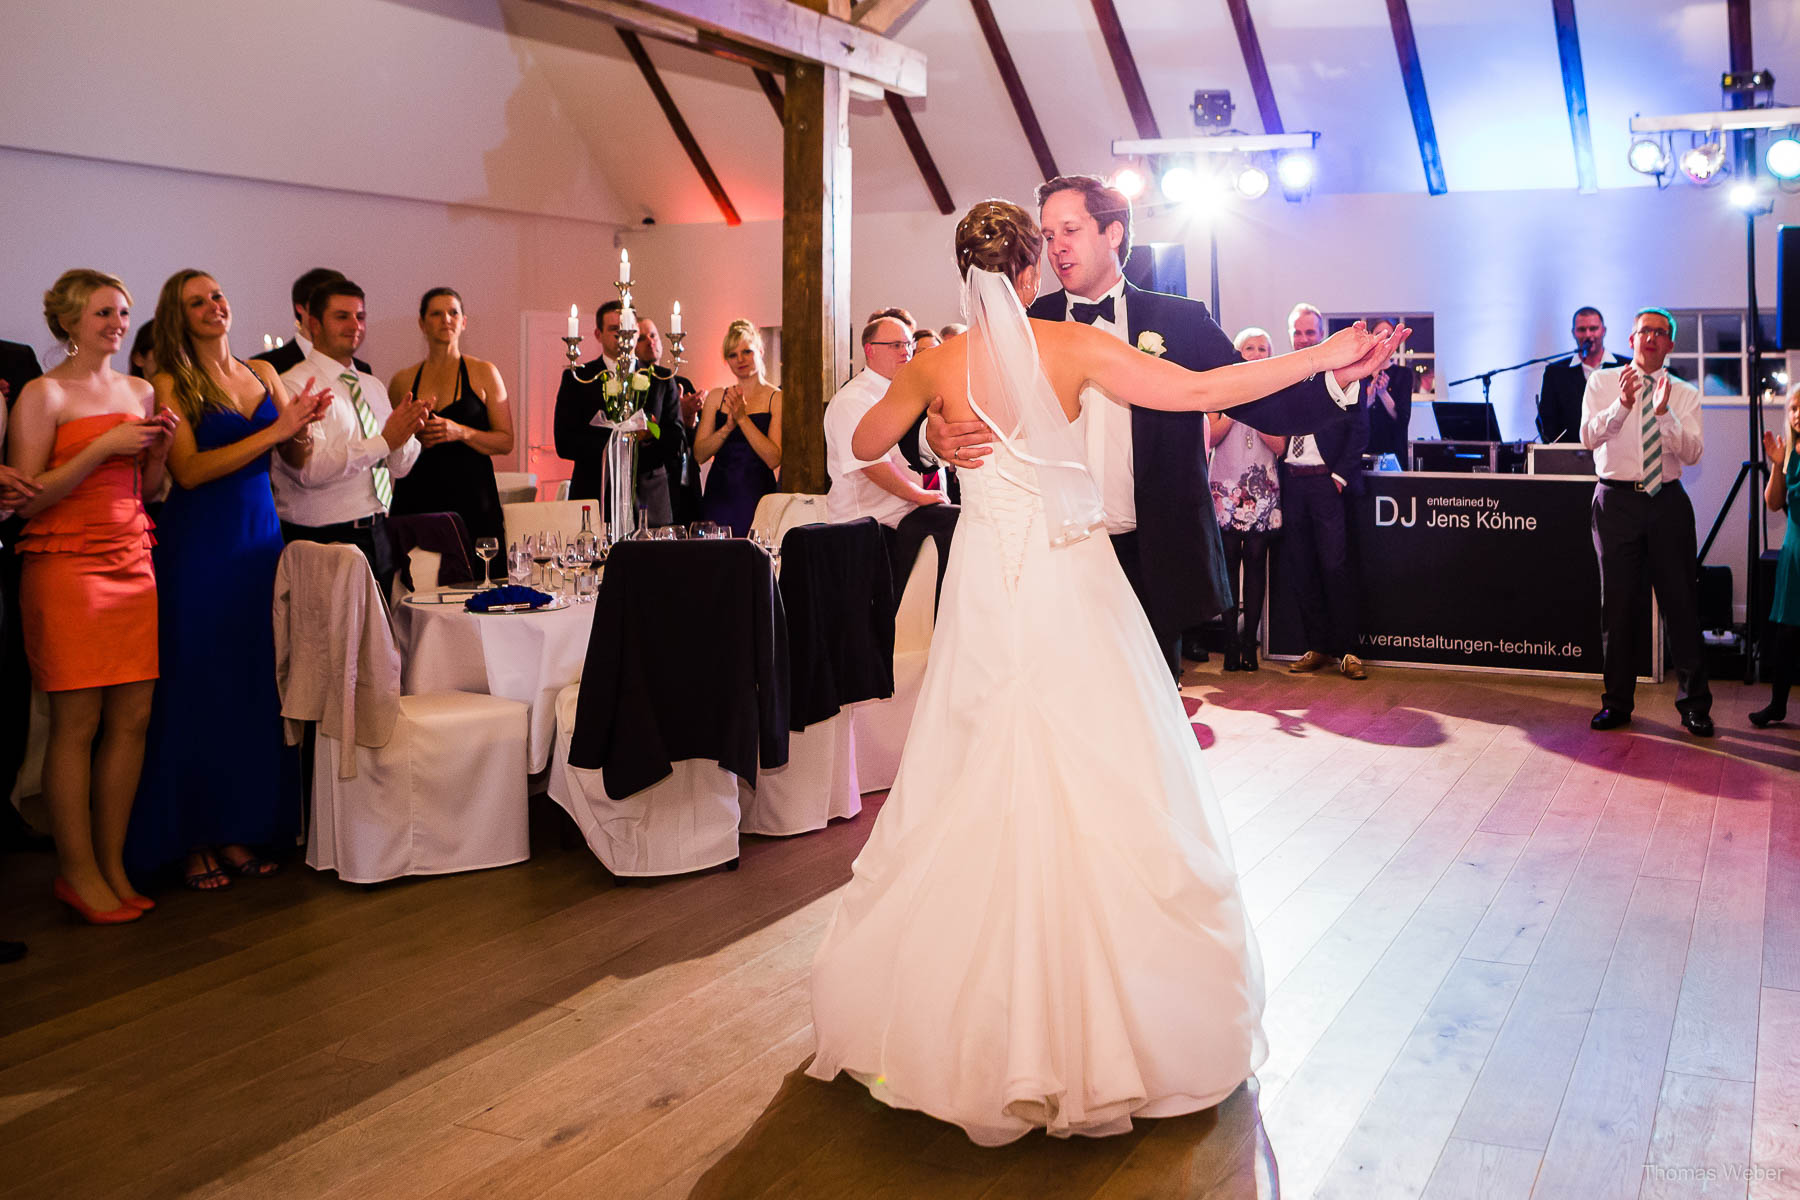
[1267,471,1660,680]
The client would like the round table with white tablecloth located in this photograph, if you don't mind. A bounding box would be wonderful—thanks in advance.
[393,587,594,772]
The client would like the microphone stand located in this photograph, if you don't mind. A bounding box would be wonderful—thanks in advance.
[1447,347,1582,441]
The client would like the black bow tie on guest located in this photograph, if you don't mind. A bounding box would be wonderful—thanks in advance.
[1070,295,1115,325]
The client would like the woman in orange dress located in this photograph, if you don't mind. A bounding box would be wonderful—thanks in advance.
[8,269,178,924]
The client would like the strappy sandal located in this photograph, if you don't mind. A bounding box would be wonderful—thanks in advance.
[185,853,232,891]
[219,848,279,879]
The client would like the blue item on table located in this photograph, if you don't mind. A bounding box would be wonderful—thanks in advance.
[465,585,553,612]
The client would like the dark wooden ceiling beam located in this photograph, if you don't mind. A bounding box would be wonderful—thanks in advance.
[885,91,954,214]
[617,29,742,225]
[1383,0,1447,195]
[968,0,1059,180]
[1089,0,1160,140]
[753,67,786,120]
[1222,0,1283,134]
[851,0,926,34]
[1549,0,1597,194]
[554,0,926,95]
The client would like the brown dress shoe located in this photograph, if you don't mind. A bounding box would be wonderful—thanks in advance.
[1289,650,1330,674]
[1339,654,1369,680]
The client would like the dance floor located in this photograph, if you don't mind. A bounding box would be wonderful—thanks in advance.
[1,664,1795,1199]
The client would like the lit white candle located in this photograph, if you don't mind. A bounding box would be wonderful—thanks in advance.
[671,301,682,335]
[264,334,273,351]
[275,336,284,348]
[620,248,631,284]
[567,304,580,339]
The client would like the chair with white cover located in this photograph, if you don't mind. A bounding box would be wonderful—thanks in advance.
[748,492,829,542]
[548,682,742,876]
[738,708,859,835]
[852,535,938,793]
[502,499,600,549]
[274,540,531,884]
[493,471,539,505]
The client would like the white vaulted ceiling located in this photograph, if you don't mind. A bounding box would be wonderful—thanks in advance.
[3,0,1798,227]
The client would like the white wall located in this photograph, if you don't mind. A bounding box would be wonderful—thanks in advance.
[0,145,625,475]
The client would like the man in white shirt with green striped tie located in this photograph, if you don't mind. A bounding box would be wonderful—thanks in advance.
[274,279,426,598]
[1579,306,1711,737]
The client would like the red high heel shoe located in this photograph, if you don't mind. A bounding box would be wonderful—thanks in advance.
[52,877,142,925]
[120,894,156,912]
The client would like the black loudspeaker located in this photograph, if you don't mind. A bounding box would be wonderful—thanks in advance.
[1780,225,1798,350]
[1123,243,1188,298]
[1698,564,1733,633]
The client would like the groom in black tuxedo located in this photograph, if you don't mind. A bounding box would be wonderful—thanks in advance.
[929,174,1391,676]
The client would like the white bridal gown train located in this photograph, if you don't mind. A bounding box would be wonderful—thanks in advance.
[807,387,1268,1145]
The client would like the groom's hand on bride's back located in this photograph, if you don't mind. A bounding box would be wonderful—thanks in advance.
[924,396,995,471]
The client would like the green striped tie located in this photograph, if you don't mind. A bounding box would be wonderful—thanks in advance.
[340,371,392,510]
[1639,375,1663,497]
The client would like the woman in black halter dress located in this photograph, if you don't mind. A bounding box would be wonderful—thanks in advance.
[387,288,512,552]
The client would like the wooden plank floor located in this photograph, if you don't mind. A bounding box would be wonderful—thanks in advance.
[1,665,1794,1199]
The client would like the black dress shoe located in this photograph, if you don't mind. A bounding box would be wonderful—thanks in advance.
[1749,705,1787,728]
[1681,710,1715,738]
[1222,644,1240,671]
[1590,707,1631,731]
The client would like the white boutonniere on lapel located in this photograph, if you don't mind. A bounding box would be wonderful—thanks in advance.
[1136,331,1167,357]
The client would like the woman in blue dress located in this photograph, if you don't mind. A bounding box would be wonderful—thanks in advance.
[1753,392,1800,728]
[128,270,330,889]
[695,319,781,536]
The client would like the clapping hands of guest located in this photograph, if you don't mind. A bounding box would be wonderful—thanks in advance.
[418,413,464,447]
[95,410,176,460]
[1766,429,1789,469]
[382,392,431,451]
[721,385,748,429]
[273,378,332,442]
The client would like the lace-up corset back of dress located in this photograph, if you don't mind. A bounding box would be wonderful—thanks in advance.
[956,407,1087,591]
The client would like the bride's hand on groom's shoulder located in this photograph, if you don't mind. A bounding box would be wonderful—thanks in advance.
[925,396,995,471]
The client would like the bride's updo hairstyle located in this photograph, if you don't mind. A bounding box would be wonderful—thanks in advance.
[955,200,1043,281]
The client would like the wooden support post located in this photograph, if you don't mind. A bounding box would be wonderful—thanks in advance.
[780,2,851,494]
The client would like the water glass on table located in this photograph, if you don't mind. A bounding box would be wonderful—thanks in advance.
[507,541,532,586]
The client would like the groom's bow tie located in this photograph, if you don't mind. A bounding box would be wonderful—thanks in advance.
[1070,295,1115,326]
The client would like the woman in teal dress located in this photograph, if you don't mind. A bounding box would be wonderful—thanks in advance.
[1753,392,1800,728]
[128,270,329,888]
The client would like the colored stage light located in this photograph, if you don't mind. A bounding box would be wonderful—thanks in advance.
[1112,165,1148,199]
[1766,136,1800,181]
[1235,165,1270,199]
[1680,140,1726,183]
[1628,138,1669,176]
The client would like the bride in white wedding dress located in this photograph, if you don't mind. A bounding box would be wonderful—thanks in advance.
[805,200,1404,1146]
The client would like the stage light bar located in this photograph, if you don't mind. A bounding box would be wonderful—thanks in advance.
[1112,133,1318,156]
[1629,106,1800,135]
[1158,165,1198,204]
[1628,137,1670,176]
[1768,136,1800,181]
[1276,152,1316,197]
[1234,164,1270,199]
[1112,165,1148,199]
[1680,140,1726,184]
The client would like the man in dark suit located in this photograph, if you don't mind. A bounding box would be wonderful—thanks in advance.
[1537,306,1628,444]
[927,174,1392,676]
[555,301,683,526]
[1281,302,1372,679]
[635,318,701,524]
[251,267,372,376]
[0,339,41,410]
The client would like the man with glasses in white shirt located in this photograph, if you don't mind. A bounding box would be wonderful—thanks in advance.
[275,280,427,598]
[1580,307,1711,736]
[825,316,943,530]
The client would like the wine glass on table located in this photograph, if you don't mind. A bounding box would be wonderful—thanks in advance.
[531,532,559,588]
[507,541,532,587]
[474,537,499,588]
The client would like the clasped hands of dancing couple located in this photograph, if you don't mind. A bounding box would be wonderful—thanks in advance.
[804,196,1406,1147]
